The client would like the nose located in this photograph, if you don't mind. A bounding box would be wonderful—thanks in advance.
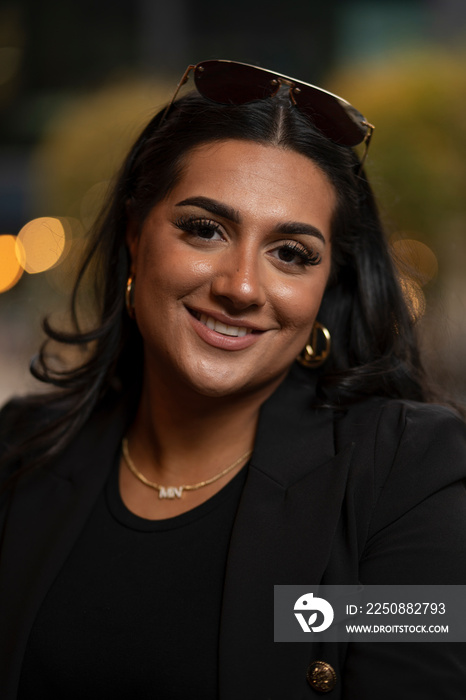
[210,247,267,310]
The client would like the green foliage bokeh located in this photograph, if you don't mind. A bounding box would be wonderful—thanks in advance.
[330,47,466,245]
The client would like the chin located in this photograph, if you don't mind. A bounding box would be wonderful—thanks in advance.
[184,364,288,402]
[187,375,246,399]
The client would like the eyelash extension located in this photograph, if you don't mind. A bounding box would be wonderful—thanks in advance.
[279,241,322,266]
[173,216,221,237]
[174,217,320,266]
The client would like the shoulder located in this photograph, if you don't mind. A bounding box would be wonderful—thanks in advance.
[0,395,58,493]
[0,396,27,433]
[1,387,133,484]
[0,397,37,459]
[334,396,466,526]
[337,395,464,437]
[0,394,58,457]
[336,396,465,468]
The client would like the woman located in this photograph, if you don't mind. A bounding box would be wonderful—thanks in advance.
[1,60,466,699]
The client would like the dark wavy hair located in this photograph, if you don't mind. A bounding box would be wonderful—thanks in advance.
[1,90,432,481]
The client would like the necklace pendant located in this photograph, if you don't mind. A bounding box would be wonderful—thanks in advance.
[159,486,184,499]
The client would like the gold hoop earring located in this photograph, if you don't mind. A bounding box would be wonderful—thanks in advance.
[125,275,136,319]
[297,321,331,368]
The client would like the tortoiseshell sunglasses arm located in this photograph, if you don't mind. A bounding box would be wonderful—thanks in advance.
[358,121,375,173]
[159,64,197,125]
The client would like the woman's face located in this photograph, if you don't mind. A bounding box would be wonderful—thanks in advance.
[127,139,335,400]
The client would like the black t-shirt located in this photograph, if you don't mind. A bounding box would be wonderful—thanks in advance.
[18,453,248,699]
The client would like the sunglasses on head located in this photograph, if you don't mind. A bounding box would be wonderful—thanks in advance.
[161,59,374,161]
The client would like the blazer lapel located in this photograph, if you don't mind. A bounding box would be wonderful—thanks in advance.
[0,396,130,698]
[219,370,354,698]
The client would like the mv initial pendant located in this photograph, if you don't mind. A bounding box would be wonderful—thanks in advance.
[159,486,184,499]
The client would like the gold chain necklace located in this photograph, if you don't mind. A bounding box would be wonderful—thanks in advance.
[121,437,252,500]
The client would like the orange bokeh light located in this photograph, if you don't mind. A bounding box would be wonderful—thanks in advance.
[16,217,67,274]
[391,238,438,286]
[0,235,24,292]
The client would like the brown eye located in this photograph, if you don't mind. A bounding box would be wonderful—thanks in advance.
[193,224,221,239]
[278,247,300,263]
[174,216,223,240]
[273,242,321,267]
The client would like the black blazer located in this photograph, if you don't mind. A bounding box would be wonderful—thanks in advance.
[1,368,466,699]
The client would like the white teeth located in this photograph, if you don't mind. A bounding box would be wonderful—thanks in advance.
[197,313,253,337]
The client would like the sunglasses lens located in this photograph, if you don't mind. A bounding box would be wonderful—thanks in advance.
[194,61,276,104]
[293,88,367,146]
[191,60,368,147]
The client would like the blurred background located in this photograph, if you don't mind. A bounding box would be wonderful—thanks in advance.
[0,0,465,405]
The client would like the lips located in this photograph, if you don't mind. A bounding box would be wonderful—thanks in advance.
[187,307,265,351]
[196,312,253,338]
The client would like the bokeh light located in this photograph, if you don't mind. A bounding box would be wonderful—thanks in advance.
[0,234,24,292]
[45,219,86,294]
[391,238,438,286]
[399,277,426,323]
[16,217,67,274]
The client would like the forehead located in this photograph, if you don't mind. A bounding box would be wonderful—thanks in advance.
[165,140,336,235]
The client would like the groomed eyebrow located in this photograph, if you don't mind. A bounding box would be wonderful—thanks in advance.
[175,196,326,244]
[175,197,240,224]
[275,221,326,245]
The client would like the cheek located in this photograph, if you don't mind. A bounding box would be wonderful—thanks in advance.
[136,238,210,298]
[270,275,328,332]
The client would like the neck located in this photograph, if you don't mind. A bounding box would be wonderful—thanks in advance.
[127,366,286,482]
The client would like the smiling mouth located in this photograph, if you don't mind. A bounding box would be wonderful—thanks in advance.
[189,310,257,338]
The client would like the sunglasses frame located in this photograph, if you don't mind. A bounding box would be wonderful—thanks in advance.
[160,59,374,169]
